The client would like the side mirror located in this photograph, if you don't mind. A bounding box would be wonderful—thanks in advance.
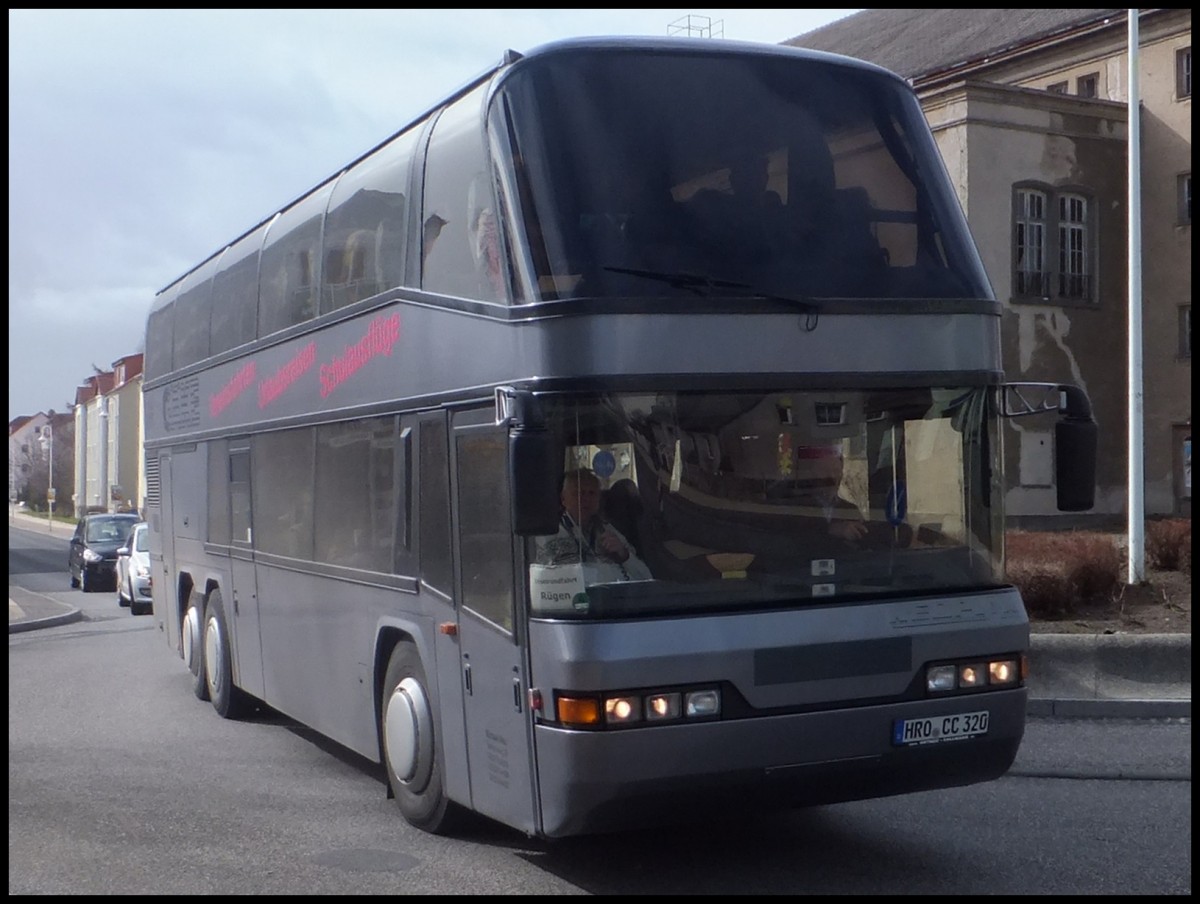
[510,429,563,536]
[1002,382,1097,512]
[1053,385,1097,512]
[498,386,563,536]
[117,547,131,557]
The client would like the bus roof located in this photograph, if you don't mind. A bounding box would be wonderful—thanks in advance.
[150,36,907,310]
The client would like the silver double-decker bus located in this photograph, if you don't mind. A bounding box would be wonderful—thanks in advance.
[142,36,1097,838]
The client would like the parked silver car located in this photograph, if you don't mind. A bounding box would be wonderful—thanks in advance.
[115,521,152,616]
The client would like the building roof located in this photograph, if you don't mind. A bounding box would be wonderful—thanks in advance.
[783,9,1126,81]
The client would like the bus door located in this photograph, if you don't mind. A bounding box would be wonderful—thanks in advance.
[226,445,265,701]
[449,413,537,834]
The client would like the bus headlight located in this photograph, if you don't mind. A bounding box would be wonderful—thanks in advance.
[645,692,682,721]
[684,689,721,717]
[551,686,721,729]
[926,655,1022,694]
[604,696,643,725]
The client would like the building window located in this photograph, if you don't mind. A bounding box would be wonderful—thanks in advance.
[1015,188,1049,297]
[1178,46,1192,99]
[1076,73,1098,98]
[1012,185,1094,304]
[1181,306,1192,359]
[1179,173,1192,225]
[1058,193,1090,300]
[1046,81,1068,94]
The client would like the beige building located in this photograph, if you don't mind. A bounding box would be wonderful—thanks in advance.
[72,354,144,515]
[787,8,1191,524]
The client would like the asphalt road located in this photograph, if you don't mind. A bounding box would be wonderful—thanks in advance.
[8,518,1191,894]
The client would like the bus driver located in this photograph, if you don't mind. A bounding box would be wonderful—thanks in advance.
[535,468,652,583]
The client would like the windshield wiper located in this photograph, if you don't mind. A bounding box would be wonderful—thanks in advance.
[603,266,750,294]
[603,266,821,330]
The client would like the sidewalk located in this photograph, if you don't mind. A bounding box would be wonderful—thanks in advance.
[8,508,1189,717]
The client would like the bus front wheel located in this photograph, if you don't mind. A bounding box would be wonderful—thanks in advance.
[380,641,462,834]
[204,590,249,719]
[182,589,208,702]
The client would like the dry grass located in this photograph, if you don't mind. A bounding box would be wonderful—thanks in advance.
[1007,530,1123,618]
[1145,518,1192,574]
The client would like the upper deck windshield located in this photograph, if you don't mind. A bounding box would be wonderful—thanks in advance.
[491,47,993,303]
[526,387,1005,619]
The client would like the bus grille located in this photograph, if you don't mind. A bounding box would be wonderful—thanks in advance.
[144,453,161,509]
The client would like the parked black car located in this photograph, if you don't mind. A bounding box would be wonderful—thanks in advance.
[68,513,140,593]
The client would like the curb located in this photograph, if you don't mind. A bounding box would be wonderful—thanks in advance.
[9,604,83,634]
[1026,697,1191,719]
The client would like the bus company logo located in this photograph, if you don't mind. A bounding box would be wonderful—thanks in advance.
[162,377,201,431]
[258,342,317,409]
[320,313,402,398]
[209,361,257,418]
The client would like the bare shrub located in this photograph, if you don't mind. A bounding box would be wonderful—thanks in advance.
[1064,533,1121,602]
[1145,518,1192,572]
[1008,564,1074,617]
[1006,530,1121,616]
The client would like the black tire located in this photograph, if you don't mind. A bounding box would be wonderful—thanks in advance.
[183,589,209,701]
[203,590,250,719]
[70,566,79,589]
[130,589,150,617]
[380,641,462,834]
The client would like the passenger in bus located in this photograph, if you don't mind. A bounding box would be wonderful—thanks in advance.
[467,175,505,301]
[535,468,652,582]
[728,152,783,219]
[794,444,868,543]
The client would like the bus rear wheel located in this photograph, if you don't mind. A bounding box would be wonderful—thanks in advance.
[380,641,462,834]
[182,589,208,701]
[204,590,249,719]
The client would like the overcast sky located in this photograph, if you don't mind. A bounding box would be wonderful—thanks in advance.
[7,8,860,421]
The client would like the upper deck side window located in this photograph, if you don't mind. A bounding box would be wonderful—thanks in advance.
[421,83,510,304]
[171,254,224,370]
[211,221,269,358]
[144,293,177,381]
[258,184,333,337]
[489,50,992,304]
[322,127,419,315]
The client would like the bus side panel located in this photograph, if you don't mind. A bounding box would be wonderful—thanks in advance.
[255,566,437,762]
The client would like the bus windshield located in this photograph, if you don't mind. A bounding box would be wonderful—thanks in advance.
[493,48,992,302]
[527,387,1004,619]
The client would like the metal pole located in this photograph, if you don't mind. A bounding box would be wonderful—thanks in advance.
[47,424,54,532]
[1126,9,1145,584]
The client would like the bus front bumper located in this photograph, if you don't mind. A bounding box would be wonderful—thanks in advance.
[531,687,1026,838]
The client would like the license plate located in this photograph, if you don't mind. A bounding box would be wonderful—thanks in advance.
[893,710,989,746]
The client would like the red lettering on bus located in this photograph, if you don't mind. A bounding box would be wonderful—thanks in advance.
[319,314,402,398]
[209,361,257,418]
[257,342,317,409]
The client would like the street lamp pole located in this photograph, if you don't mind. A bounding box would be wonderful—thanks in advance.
[41,424,54,532]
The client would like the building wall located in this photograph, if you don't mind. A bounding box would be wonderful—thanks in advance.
[996,12,1192,517]
[9,413,49,501]
[84,396,109,511]
[106,378,141,512]
[918,10,1190,523]
[73,404,88,517]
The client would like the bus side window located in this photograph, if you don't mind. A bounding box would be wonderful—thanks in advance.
[321,127,417,314]
[259,185,330,337]
[421,83,506,303]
